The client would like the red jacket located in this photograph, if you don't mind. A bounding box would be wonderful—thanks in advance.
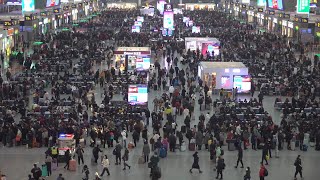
[259,166,265,177]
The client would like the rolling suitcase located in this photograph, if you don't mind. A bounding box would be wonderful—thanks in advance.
[181,125,186,133]
[291,141,296,151]
[189,139,196,151]
[302,145,308,151]
[180,142,186,152]
[159,147,167,158]
[69,159,77,171]
[41,164,48,177]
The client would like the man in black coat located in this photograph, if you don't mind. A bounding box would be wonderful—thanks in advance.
[189,152,202,173]
[235,146,244,168]
[216,156,225,179]
[294,155,303,179]
[261,144,269,165]
[169,133,177,152]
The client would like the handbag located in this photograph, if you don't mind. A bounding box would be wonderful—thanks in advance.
[15,135,21,142]
[266,153,270,160]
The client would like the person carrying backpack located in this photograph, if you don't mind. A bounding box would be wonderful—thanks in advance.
[259,162,268,180]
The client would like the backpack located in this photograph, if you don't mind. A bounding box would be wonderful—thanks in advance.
[112,148,117,155]
[264,168,268,176]
[220,149,224,156]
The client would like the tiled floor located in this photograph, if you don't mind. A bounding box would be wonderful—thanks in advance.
[0,48,318,180]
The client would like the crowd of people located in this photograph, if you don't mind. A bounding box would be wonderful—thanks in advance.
[0,4,317,180]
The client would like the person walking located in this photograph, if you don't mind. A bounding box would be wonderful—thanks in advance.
[234,146,244,168]
[294,155,303,179]
[259,163,267,180]
[31,164,42,180]
[63,149,71,170]
[149,152,160,177]
[142,141,151,163]
[114,142,122,165]
[82,165,89,180]
[261,145,269,165]
[100,155,110,176]
[189,152,203,173]
[244,167,251,180]
[122,148,131,170]
[75,145,85,165]
[216,156,225,179]
[92,145,103,164]
[45,155,52,176]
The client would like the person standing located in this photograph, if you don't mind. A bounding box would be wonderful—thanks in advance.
[294,155,303,179]
[216,156,225,179]
[82,165,90,180]
[149,152,160,177]
[51,145,59,166]
[75,145,85,165]
[63,149,71,170]
[122,148,131,170]
[234,146,244,168]
[45,155,52,176]
[259,163,267,180]
[114,142,122,165]
[142,141,151,163]
[244,167,251,180]
[100,155,110,176]
[189,152,203,173]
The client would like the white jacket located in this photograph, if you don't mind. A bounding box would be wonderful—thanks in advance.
[101,158,110,168]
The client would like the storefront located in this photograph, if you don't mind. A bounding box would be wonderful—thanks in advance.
[247,10,254,23]
[106,3,137,9]
[6,28,15,57]
[84,2,90,16]
[281,20,288,36]
[267,16,272,32]
[39,18,50,34]
[113,47,151,72]
[198,62,249,92]
[185,37,220,57]
[185,3,215,11]
[256,13,265,26]
[272,17,278,32]
[287,21,294,38]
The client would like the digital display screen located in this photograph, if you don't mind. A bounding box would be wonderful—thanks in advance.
[128,84,148,105]
[221,76,231,89]
[132,26,141,33]
[134,21,142,27]
[46,0,60,7]
[136,57,151,71]
[6,0,22,5]
[163,11,174,29]
[137,16,144,22]
[22,0,35,12]
[192,26,200,33]
[257,0,266,6]
[183,17,190,23]
[267,0,284,10]
[201,42,220,56]
[157,0,167,15]
[233,75,251,93]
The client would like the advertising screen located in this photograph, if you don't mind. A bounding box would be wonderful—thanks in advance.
[6,0,22,5]
[132,26,141,33]
[192,26,200,33]
[128,84,148,105]
[137,16,144,22]
[257,0,266,6]
[267,0,284,10]
[201,42,220,56]
[22,0,35,12]
[134,21,142,27]
[183,17,190,23]
[46,0,60,7]
[157,0,167,15]
[136,57,151,71]
[163,11,174,29]
[233,75,251,93]
[221,76,231,89]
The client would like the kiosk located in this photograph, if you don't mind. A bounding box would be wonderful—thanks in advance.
[185,37,220,56]
[198,62,250,93]
[58,134,75,162]
[113,47,151,72]
[185,3,215,11]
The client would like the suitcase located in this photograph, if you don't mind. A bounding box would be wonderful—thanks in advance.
[302,145,308,151]
[180,143,186,152]
[69,159,77,171]
[138,156,144,164]
[295,140,300,147]
[159,147,167,158]
[41,164,48,177]
[181,125,186,133]
[291,141,296,151]
[189,143,196,151]
[310,142,315,147]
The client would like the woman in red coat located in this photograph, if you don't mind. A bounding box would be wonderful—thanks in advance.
[259,162,266,180]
